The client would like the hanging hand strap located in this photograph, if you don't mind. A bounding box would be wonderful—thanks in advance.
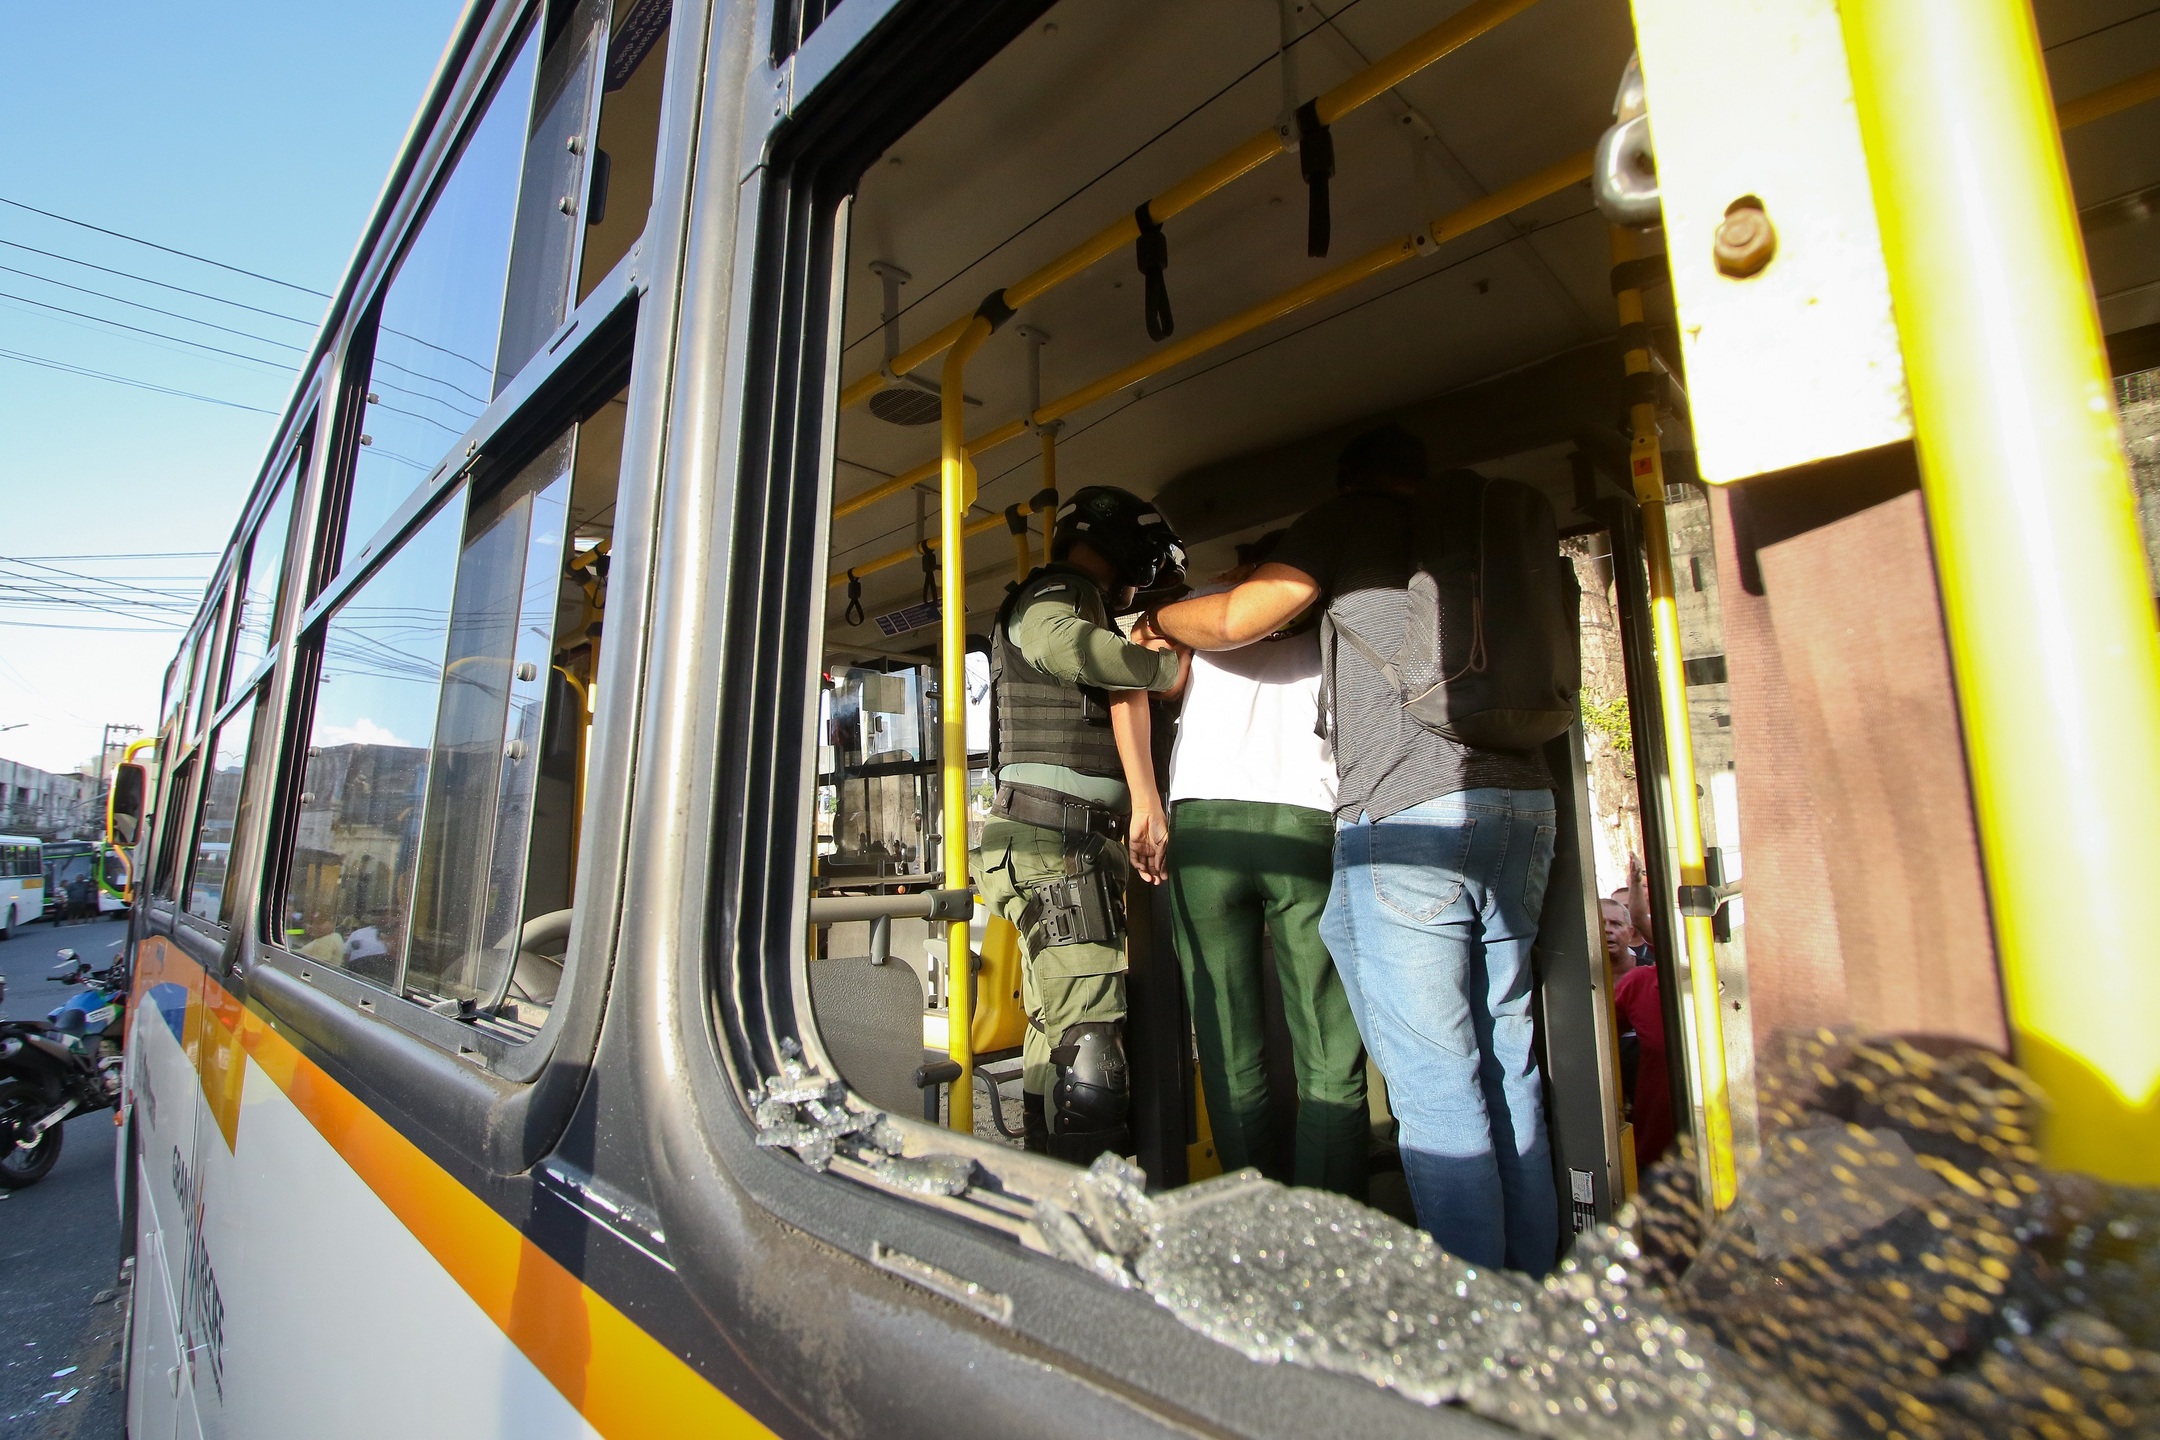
[1296,100,1335,258]
[1134,202,1174,341]
[844,570,865,627]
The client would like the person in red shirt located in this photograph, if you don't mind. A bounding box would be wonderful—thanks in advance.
[1607,893,1671,1170]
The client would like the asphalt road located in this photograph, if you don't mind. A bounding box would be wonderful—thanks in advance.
[1,915,130,1439]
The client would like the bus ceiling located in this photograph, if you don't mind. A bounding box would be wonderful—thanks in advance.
[824,0,1639,613]
[820,0,2160,627]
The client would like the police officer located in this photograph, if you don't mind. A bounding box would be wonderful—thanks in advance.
[976,486,1186,1163]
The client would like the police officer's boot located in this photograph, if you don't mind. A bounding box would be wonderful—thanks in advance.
[1046,1021,1130,1165]
[1022,1091,1049,1154]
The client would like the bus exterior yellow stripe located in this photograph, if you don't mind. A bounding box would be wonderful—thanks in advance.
[1842,0,2160,1181]
[231,988,779,1437]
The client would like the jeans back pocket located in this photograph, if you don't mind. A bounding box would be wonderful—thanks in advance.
[1521,821,1558,919]
[1362,812,1476,924]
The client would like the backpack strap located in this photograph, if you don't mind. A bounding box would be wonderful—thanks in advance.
[1315,611,1334,742]
[1329,612,1405,691]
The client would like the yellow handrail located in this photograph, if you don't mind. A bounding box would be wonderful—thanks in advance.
[830,149,1594,582]
[1843,0,2160,1183]
[836,0,1547,417]
[2056,61,2160,132]
[829,511,1010,589]
[1611,227,1736,1213]
[939,316,993,1133]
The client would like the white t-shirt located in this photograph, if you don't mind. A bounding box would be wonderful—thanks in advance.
[1166,591,1338,813]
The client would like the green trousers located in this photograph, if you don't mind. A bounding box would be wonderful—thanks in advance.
[973,816,1128,1097]
[1166,799,1368,1198]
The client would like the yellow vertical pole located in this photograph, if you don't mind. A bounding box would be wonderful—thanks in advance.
[1842,1,2160,1181]
[940,316,992,1134]
[1612,226,1737,1212]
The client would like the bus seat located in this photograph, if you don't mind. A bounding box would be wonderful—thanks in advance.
[808,951,930,1118]
[971,915,1026,1055]
[498,908,574,1026]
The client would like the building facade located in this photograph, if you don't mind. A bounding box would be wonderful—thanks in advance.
[0,757,101,840]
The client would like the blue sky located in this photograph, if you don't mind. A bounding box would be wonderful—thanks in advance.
[0,0,469,773]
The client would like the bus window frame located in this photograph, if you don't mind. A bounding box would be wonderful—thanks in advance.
[256,299,642,1122]
[152,751,199,907]
[302,0,536,601]
[222,433,312,708]
[316,0,621,595]
[178,673,280,942]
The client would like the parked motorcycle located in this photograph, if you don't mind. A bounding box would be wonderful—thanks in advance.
[0,947,128,1189]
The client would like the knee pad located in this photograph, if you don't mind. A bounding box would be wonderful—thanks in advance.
[1022,1090,1049,1155]
[1049,1021,1129,1135]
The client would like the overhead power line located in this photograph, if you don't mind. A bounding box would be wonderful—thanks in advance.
[0,264,309,353]
[0,347,280,415]
[0,258,480,421]
[0,288,297,372]
[5,230,495,404]
[0,195,331,299]
[2,213,495,396]
[0,555,206,608]
[6,552,219,562]
[0,238,317,327]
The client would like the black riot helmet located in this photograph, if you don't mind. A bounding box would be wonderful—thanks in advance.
[1051,486,1187,594]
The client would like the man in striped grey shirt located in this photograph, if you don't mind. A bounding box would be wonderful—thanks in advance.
[1143,426,1559,1276]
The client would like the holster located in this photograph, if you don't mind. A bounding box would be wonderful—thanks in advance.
[1016,860,1125,952]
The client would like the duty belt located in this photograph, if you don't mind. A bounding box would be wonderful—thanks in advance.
[992,782,1126,843]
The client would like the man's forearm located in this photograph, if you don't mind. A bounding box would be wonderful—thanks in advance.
[1112,689,1169,884]
[1152,590,1240,650]
[1109,689,1160,811]
[1152,563,1320,651]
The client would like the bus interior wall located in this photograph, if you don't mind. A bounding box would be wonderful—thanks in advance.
[808,0,1661,1228]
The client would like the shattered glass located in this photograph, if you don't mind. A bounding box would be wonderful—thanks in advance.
[864,1150,980,1197]
[752,1038,975,1193]
[1138,1180,1536,1405]
[1021,1034,2160,1438]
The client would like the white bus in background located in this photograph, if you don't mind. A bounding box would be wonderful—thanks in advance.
[0,835,43,937]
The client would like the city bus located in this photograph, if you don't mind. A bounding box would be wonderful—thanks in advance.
[0,834,41,937]
[105,0,2159,1436]
[41,839,129,920]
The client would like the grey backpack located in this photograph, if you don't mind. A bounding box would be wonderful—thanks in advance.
[1324,471,1580,751]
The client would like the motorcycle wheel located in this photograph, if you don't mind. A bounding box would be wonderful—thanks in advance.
[0,1080,63,1189]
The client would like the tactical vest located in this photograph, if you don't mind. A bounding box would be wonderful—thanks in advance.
[990,565,1123,781]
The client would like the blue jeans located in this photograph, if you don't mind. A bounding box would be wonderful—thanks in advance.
[1320,788,1560,1274]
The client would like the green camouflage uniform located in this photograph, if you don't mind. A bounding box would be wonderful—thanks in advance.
[974,567,1177,1096]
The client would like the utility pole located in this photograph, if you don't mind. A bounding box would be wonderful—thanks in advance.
[97,722,143,787]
